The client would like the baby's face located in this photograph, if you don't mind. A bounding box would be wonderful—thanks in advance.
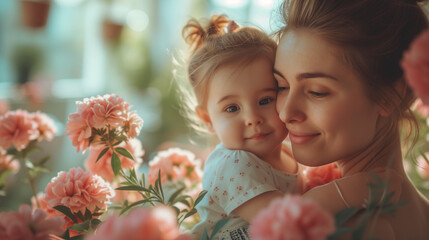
[202,57,288,159]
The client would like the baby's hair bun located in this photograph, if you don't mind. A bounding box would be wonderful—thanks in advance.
[182,15,236,54]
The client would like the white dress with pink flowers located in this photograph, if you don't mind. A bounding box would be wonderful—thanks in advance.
[191,143,301,240]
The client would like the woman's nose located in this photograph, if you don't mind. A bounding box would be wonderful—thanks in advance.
[277,93,305,124]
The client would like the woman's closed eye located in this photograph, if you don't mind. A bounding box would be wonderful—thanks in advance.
[309,91,329,98]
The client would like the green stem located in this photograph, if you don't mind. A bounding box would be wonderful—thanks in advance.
[22,150,40,209]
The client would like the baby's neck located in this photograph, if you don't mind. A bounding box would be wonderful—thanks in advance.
[262,144,298,174]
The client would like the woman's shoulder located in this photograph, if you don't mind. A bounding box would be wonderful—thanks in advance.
[303,169,404,214]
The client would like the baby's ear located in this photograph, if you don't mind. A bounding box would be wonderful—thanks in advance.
[196,107,214,132]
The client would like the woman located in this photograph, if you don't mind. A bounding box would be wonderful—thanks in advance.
[274,0,429,239]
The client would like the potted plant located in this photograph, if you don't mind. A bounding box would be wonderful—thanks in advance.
[20,0,52,29]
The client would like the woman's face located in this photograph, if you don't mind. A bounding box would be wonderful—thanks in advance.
[274,29,383,166]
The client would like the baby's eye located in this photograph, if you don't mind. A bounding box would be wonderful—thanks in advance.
[225,105,240,112]
[259,97,274,105]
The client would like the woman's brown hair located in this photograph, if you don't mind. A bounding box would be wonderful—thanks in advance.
[276,0,428,160]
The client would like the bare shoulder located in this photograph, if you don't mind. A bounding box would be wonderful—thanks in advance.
[302,182,349,214]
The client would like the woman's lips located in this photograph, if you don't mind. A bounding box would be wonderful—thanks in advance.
[288,132,320,145]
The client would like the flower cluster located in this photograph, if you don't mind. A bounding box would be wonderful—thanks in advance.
[86,206,190,240]
[148,148,203,186]
[0,204,64,240]
[303,162,342,190]
[401,29,429,104]
[85,138,144,182]
[0,110,57,151]
[66,94,143,153]
[249,194,335,240]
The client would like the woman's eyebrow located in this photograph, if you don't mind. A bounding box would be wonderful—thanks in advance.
[298,72,338,81]
[273,69,285,79]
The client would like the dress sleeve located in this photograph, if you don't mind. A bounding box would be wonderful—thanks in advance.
[205,148,278,215]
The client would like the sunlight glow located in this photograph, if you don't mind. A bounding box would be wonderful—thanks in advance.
[126,10,149,32]
[213,0,250,8]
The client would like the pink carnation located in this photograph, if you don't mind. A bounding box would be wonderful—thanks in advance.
[148,148,202,186]
[0,99,9,115]
[44,168,114,216]
[84,138,144,182]
[0,204,65,240]
[31,192,57,216]
[401,29,429,104]
[249,194,335,240]
[66,100,94,153]
[303,163,342,190]
[417,153,429,180]
[89,94,129,129]
[86,206,188,240]
[32,111,57,142]
[125,111,143,138]
[0,110,39,151]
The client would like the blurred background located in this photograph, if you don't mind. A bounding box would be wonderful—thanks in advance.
[1,0,429,212]
[0,0,280,210]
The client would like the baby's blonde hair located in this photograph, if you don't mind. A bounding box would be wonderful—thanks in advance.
[182,15,277,110]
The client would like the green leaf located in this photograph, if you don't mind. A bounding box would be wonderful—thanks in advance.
[84,208,92,220]
[75,211,85,222]
[111,152,121,176]
[115,147,134,160]
[183,208,197,219]
[120,199,152,215]
[194,190,208,207]
[116,185,150,193]
[202,229,209,240]
[96,148,109,163]
[91,219,102,229]
[69,220,90,232]
[167,187,186,204]
[334,207,359,227]
[53,205,78,223]
[70,235,85,240]
[210,218,230,239]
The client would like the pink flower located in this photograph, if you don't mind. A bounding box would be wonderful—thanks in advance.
[249,195,335,240]
[32,111,57,142]
[125,111,143,138]
[0,204,65,240]
[0,150,20,174]
[66,100,93,153]
[0,99,9,115]
[84,138,144,182]
[412,98,429,118]
[401,29,429,105]
[31,192,57,217]
[44,168,114,216]
[417,153,429,180]
[303,163,342,190]
[86,206,187,240]
[90,94,129,129]
[0,110,39,151]
[66,94,141,153]
[148,148,202,186]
